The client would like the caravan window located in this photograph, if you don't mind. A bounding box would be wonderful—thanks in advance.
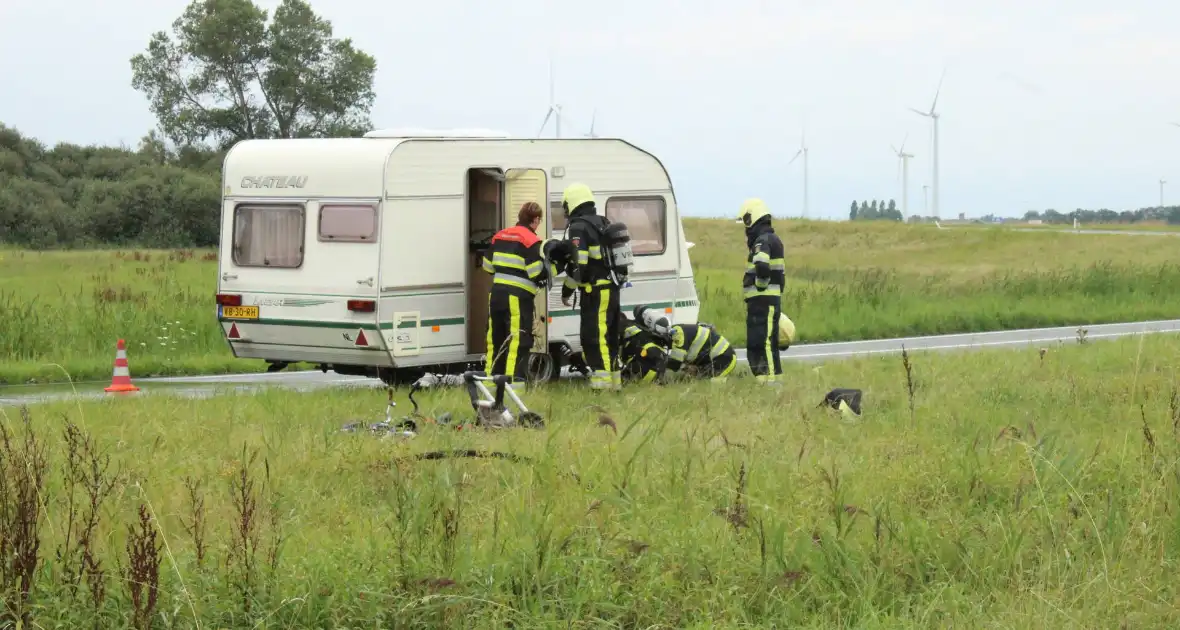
[232,203,305,268]
[605,196,666,256]
[319,204,378,242]
[549,200,568,232]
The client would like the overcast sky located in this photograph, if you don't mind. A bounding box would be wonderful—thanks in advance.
[2,0,1179,220]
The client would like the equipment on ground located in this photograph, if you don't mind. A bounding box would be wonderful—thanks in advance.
[818,388,863,416]
[461,371,545,429]
[340,381,453,438]
[779,313,797,349]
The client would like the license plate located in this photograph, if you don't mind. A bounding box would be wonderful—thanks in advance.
[221,305,260,319]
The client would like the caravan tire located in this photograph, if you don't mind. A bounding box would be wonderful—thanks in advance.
[527,353,554,384]
[377,367,427,388]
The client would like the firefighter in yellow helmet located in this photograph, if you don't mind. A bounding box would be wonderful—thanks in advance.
[560,182,625,390]
[736,198,786,384]
[633,305,737,383]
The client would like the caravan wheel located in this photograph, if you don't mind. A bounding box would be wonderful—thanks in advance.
[378,367,427,388]
[527,353,554,384]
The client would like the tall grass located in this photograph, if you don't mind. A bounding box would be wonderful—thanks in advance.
[3,333,1180,625]
[2,218,1179,384]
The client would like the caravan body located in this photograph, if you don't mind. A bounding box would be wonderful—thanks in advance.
[215,130,700,383]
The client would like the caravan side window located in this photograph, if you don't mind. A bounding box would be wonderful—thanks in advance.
[319,204,378,242]
[232,203,305,268]
[605,196,666,256]
[549,200,568,232]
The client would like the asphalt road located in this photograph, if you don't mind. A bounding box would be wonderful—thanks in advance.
[4,318,1179,408]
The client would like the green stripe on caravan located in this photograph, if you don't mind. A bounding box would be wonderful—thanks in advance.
[217,317,464,330]
[219,302,697,328]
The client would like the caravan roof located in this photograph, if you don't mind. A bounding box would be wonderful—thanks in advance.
[362,127,513,139]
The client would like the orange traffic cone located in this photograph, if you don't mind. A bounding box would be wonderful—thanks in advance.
[104,339,140,393]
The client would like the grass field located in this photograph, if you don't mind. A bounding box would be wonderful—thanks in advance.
[2,332,1179,626]
[3,218,1180,385]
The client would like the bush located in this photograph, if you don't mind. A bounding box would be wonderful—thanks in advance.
[0,123,222,249]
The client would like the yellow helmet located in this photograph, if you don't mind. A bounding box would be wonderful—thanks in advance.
[778,312,796,348]
[562,183,595,215]
[737,198,771,227]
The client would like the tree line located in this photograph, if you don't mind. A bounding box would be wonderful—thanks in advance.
[1,0,376,249]
[1022,206,1180,225]
[849,199,906,222]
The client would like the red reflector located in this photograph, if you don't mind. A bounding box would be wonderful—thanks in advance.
[216,293,242,306]
[227,323,241,339]
[347,299,376,312]
[354,329,369,346]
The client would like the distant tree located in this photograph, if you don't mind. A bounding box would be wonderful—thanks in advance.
[859,201,869,217]
[849,201,858,220]
[130,0,378,149]
[887,199,897,212]
[870,200,879,214]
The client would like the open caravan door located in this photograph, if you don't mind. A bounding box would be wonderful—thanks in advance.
[503,168,551,380]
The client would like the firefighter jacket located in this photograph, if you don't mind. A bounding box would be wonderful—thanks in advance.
[742,219,786,300]
[563,204,615,295]
[481,224,555,296]
[621,323,667,382]
[666,323,732,372]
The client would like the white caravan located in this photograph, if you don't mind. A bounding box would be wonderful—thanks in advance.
[214,129,701,385]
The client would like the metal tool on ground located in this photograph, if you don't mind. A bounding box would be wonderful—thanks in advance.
[461,371,544,429]
[341,382,451,438]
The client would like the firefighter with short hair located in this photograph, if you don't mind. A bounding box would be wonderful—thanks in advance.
[634,306,737,383]
[736,198,786,384]
[559,182,623,390]
[481,201,556,382]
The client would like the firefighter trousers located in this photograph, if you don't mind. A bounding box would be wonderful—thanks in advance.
[578,284,622,389]
[697,349,738,382]
[745,295,782,382]
[486,288,535,383]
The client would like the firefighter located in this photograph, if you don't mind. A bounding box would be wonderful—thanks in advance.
[736,198,786,384]
[559,182,623,390]
[618,312,668,383]
[481,201,556,383]
[634,306,738,383]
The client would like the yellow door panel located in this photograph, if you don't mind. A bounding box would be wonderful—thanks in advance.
[504,168,549,352]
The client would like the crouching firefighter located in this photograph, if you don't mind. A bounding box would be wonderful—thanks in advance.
[481,202,556,383]
[618,312,668,383]
[560,182,635,391]
[634,306,738,383]
[736,198,786,384]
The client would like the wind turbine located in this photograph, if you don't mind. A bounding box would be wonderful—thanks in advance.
[536,58,562,138]
[910,69,945,219]
[892,134,914,218]
[786,131,809,218]
[585,108,598,138]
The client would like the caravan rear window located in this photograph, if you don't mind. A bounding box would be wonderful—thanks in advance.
[232,203,305,268]
[319,204,378,242]
[605,196,667,256]
[549,200,568,232]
